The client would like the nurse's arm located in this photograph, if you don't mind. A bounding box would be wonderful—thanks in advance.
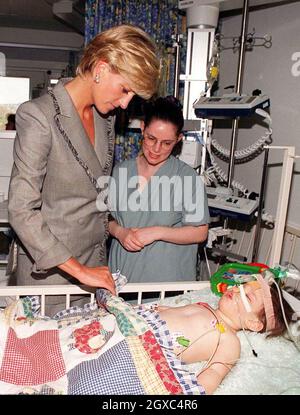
[134,224,208,246]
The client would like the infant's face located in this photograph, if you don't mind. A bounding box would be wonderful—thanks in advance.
[220,282,265,318]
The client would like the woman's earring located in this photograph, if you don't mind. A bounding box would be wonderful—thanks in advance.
[94,73,100,84]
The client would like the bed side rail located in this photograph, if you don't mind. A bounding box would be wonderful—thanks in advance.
[0,281,210,313]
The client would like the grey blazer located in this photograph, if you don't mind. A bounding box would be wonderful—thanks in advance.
[8,79,115,281]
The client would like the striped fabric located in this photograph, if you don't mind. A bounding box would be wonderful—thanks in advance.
[127,336,168,395]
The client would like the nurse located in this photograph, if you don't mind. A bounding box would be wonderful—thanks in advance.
[108,96,210,283]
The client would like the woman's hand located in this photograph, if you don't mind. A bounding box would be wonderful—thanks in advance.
[78,265,116,295]
[133,226,162,246]
[117,227,145,252]
[109,220,144,252]
[58,258,116,295]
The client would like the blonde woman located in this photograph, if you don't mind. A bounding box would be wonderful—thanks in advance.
[8,24,160,315]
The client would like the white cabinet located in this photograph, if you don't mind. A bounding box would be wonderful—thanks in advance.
[0,131,15,200]
[0,133,13,271]
[0,132,14,271]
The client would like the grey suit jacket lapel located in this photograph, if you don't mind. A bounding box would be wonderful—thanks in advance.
[52,79,111,183]
[94,106,109,170]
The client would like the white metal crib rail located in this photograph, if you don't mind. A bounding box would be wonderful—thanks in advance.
[0,281,210,315]
[281,224,300,266]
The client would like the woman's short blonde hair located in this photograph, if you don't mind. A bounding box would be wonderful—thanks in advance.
[77,24,161,100]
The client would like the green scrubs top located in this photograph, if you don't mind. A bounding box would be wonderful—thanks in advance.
[108,156,210,283]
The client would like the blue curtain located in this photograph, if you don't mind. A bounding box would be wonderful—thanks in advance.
[85,0,186,163]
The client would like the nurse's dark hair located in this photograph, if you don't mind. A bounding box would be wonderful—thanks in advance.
[143,96,184,136]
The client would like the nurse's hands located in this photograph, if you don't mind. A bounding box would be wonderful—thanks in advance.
[133,226,162,246]
[117,227,145,251]
[109,220,162,252]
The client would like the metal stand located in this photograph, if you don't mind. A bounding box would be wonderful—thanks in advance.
[227,0,249,189]
[172,33,182,99]
[222,0,250,253]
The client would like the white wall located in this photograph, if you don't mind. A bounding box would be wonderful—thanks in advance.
[0,27,83,201]
[216,2,300,230]
[0,27,83,96]
[0,134,15,200]
[204,2,300,267]
[0,27,83,48]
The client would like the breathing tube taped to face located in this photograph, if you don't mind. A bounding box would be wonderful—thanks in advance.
[240,269,300,353]
[213,264,300,351]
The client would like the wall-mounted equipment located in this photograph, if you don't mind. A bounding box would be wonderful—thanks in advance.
[206,187,259,220]
[194,94,270,118]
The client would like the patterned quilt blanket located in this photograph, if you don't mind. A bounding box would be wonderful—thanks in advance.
[0,287,205,395]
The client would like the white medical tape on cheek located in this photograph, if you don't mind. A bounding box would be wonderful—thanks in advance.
[239,284,252,313]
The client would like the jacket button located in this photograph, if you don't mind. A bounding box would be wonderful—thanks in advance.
[78,218,84,224]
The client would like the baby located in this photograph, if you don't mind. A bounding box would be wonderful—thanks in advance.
[157,277,293,394]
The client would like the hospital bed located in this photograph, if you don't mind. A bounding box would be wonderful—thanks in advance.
[0,281,299,395]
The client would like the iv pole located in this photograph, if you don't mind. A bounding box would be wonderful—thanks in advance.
[227,0,250,188]
[224,0,270,263]
[173,33,182,99]
[221,0,250,260]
